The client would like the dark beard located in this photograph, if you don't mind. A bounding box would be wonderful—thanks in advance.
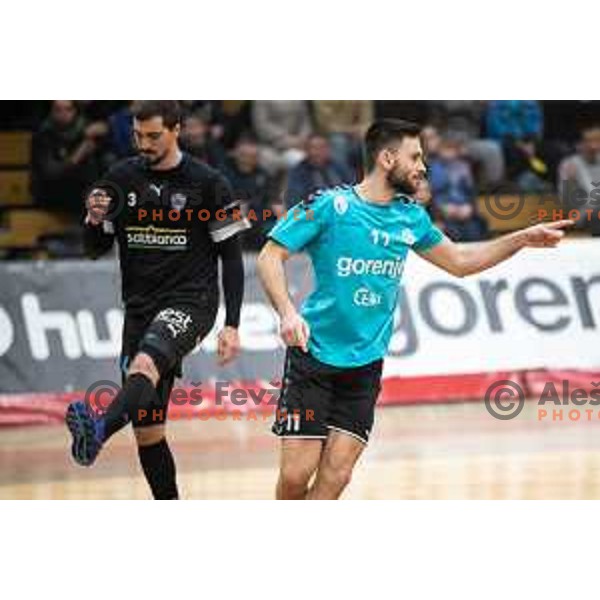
[139,151,166,168]
[387,170,417,195]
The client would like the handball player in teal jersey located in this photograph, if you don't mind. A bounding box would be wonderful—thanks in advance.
[258,119,573,500]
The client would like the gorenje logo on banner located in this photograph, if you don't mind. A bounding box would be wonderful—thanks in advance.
[1,246,599,378]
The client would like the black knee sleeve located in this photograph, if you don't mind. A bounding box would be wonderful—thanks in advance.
[138,329,177,378]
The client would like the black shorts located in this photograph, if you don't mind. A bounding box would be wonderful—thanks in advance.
[120,303,216,425]
[272,347,383,445]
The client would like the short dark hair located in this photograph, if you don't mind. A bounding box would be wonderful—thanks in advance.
[364,119,421,172]
[131,100,182,129]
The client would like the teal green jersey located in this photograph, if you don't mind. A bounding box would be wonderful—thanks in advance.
[268,185,444,368]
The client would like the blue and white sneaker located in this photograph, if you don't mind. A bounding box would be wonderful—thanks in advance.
[65,401,105,467]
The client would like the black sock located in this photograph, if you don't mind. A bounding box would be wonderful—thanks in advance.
[138,438,179,500]
[103,373,157,441]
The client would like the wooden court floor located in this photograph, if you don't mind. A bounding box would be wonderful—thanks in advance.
[2,400,600,499]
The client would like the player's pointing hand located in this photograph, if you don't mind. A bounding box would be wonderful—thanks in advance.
[521,219,575,248]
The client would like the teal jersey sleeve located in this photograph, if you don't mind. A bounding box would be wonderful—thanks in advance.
[412,207,445,253]
[267,192,330,253]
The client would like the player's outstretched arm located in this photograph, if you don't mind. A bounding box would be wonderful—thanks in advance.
[416,220,574,278]
[257,241,310,352]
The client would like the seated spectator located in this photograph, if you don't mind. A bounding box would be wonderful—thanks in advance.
[180,101,224,140]
[414,178,433,206]
[106,101,136,160]
[313,100,374,175]
[414,178,448,233]
[252,101,312,175]
[430,101,505,188]
[485,100,568,190]
[223,135,277,248]
[485,100,543,143]
[429,136,488,242]
[506,136,555,193]
[180,101,252,149]
[422,124,442,159]
[218,101,252,149]
[485,100,544,176]
[180,111,226,170]
[285,133,354,205]
[558,124,600,229]
[31,100,105,217]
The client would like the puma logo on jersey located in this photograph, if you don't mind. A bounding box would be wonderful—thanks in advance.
[149,184,163,197]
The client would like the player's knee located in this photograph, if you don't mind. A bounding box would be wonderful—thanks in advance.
[137,328,178,380]
[134,425,166,447]
[128,353,160,386]
[280,464,313,492]
[319,460,354,491]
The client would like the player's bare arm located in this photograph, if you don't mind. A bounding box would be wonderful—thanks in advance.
[417,219,574,277]
[257,240,310,352]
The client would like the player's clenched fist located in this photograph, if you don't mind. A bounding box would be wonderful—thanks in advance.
[280,309,310,353]
[85,188,112,226]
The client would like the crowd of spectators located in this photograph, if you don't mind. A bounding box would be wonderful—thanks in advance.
[21,100,600,251]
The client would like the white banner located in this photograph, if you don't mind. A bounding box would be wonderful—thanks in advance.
[1,239,599,393]
[384,238,600,376]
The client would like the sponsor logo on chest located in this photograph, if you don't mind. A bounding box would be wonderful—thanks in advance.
[125,225,189,251]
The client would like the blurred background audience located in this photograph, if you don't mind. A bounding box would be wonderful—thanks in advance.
[0,100,599,259]
[428,134,488,242]
[105,101,135,161]
[252,100,312,174]
[31,100,105,216]
[285,133,354,206]
[430,100,504,188]
[313,100,373,175]
[223,134,278,248]
[558,124,600,228]
[180,110,226,170]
